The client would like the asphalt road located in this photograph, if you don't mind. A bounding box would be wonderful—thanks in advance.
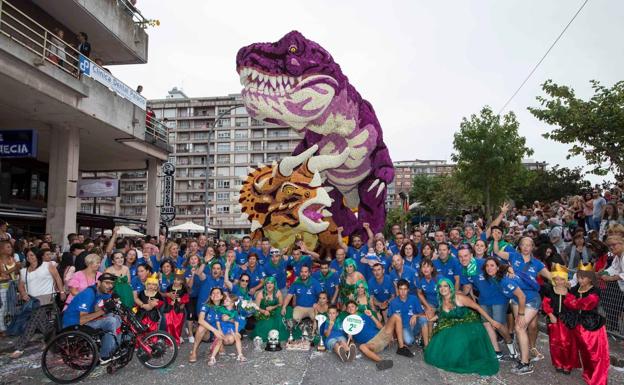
[1,332,622,385]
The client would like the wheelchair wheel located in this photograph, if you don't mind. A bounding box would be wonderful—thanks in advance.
[136,331,178,369]
[41,330,98,384]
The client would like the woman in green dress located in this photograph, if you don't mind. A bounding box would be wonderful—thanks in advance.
[251,277,290,342]
[424,278,502,376]
[355,279,379,319]
[338,259,365,308]
[105,251,134,308]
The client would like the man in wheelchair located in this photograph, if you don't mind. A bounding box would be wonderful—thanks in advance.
[62,272,121,364]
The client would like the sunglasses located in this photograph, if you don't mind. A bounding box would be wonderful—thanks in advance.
[240,279,249,283]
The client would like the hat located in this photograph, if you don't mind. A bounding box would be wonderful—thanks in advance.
[145,273,159,285]
[550,263,568,281]
[174,268,186,280]
[98,272,118,282]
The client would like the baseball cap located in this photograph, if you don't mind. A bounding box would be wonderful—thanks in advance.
[98,272,118,282]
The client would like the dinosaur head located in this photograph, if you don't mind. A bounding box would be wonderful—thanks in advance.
[239,145,349,235]
[236,31,354,132]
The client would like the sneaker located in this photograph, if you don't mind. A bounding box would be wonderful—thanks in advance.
[376,359,393,371]
[530,348,544,362]
[499,353,517,362]
[396,346,414,358]
[99,357,113,366]
[511,362,534,375]
[188,336,195,344]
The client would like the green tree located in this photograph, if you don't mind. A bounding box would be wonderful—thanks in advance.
[384,207,412,236]
[452,106,533,219]
[510,165,591,207]
[409,173,475,221]
[529,80,624,177]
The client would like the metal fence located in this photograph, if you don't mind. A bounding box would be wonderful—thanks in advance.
[599,280,624,338]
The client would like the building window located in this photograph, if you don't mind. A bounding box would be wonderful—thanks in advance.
[234,167,247,177]
[217,131,231,139]
[251,154,264,164]
[178,120,190,129]
[251,142,262,150]
[234,106,247,114]
[216,192,229,201]
[217,143,230,152]
[164,120,177,129]
[216,205,230,214]
[193,144,207,153]
[216,167,229,176]
[251,118,262,126]
[234,130,248,138]
[163,108,176,118]
[234,154,247,164]
[234,143,248,152]
[178,107,190,117]
[193,132,208,140]
[217,107,232,115]
[216,118,230,128]
[194,108,212,117]
[235,118,248,127]
[217,180,230,189]
[217,154,230,163]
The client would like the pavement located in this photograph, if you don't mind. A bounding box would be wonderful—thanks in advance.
[1,332,623,385]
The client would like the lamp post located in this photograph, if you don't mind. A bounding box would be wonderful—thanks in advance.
[204,104,244,236]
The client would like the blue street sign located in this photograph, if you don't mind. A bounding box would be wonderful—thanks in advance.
[0,130,38,158]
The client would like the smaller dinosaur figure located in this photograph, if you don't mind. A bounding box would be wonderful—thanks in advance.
[238,145,349,253]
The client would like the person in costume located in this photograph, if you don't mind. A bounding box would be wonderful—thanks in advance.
[542,263,579,375]
[424,278,502,376]
[189,287,224,365]
[105,250,134,308]
[314,291,330,318]
[415,258,439,347]
[135,273,164,332]
[355,279,378,319]
[164,269,190,345]
[216,293,246,362]
[252,276,289,342]
[320,305,354,362]
[338,258,365,307]
[564,263,609,385]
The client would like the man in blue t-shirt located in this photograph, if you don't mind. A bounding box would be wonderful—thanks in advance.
[456,244,485,294]
[286,247,312,276]
[253,237,273,265]
[235,235,254,265]
[330,248,348,276]
[368,263,395,320]
[433,242,461,290]
[196,263,226,314]
[312,260,339,304]
[388,279,427,346]
[337,227,369,274]
[62,273,120,364]
[389,254,418,295]
[345,300,413,371]
[263,249,288,295]
[281,265,322,321]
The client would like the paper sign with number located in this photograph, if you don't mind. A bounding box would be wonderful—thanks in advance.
[342,314,364,335]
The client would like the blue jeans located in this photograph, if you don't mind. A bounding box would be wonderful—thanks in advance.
[481,303,509,324]
[402,317,428,345]
[87,314,121,359]
[591,217,602,232]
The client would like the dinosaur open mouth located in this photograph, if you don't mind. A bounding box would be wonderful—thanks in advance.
[238,66,337,97]
[303,203,325,223]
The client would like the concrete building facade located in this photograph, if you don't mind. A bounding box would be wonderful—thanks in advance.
[0,0,169,245]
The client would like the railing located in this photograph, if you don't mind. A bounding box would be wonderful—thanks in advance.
[145,114,169,144]
[116,0,152,27]
[0,0,81,78]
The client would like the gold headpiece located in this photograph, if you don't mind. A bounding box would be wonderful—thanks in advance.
[174,268,186,278]
[577,262,594,272]
[145,273,159,285]
[550,263,568,281]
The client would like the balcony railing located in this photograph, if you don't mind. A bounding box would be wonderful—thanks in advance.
[145,114,169,144]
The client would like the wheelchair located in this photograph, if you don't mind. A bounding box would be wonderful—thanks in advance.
[41,300,178,384]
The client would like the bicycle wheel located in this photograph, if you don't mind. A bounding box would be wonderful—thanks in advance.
[41,330,99,384]
[136,331,178,369]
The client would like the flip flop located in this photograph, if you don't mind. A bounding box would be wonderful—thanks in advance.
[347,344,356,362]
[337,346,348,362]
[376,360,393,371]
[188,352,197,363]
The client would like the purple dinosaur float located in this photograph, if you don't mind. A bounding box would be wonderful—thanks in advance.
[236,31,394,238]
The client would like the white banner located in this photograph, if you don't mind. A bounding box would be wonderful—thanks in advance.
[79,55,147,110]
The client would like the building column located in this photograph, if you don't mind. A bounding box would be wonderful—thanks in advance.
[46,126,79,248]
[146,158,161,236]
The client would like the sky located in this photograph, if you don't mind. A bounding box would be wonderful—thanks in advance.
[113,0,623,185]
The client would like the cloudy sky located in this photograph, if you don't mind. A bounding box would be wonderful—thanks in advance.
[114,0,622,184]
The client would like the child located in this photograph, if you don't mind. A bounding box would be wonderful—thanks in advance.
[136,273,163,332]
[164,269,190,345]
[216,294,246,361]
[542,264,579,375]
[320,305,355,362]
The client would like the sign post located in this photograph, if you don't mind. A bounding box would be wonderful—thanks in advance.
[160,162,176,229]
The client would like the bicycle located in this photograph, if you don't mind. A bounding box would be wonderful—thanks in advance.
[41,299,178,384]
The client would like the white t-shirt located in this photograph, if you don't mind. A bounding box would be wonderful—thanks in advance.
[20,261,56,297]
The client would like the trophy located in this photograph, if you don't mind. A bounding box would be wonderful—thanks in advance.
[315,314,327,351]
[264,330,281,352]
[283,318,297,343]
[300,319,314,342]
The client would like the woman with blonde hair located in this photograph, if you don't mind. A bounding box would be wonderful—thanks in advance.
[64,253,101,309]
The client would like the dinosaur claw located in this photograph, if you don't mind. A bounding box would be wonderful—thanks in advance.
[375,182,385,198]
[367,179,380,192]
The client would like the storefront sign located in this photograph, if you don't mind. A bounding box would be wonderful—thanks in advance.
[0,130,37,158]
[79,55,147,110]
[78,178,120,198]
[161,162,176,223]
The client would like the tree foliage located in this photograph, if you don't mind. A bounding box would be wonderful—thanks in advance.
[409,173,475,221]
[452,106,533,219]
[510,165,591,207]
[529,80,624,177]
[384,207,412,236]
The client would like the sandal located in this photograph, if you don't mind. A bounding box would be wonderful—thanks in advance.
[188,352,197,363]
[530,347,544,362]
[208,356,217,366]
[9,350,24,359]
[337,346,348,362]
[236,354,247,362]
[347,343,357,362]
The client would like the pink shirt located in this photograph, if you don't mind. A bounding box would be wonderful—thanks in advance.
[64,270,101,309]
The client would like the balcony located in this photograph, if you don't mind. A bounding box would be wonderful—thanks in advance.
[0,0,170,170]
[30,0,149,64]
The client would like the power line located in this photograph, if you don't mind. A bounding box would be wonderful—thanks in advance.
[498,0,590,114]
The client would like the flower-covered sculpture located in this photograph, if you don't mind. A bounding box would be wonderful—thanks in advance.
[236,31,394,239]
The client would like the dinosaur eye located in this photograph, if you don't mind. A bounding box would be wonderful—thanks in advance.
[304,192,310,198]
[282,185,295,195]
[288,45,297,54]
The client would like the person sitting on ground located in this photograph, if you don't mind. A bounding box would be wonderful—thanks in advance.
[320,305,354,362]
[345,300,414,371]
[388,279,427,347]
[215,293,246,362]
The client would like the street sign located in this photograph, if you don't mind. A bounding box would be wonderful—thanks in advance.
[0,130,38,158]
[161,162,175,223]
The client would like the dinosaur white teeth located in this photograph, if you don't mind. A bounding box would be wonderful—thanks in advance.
[251,70,259,81]
[285,84,291,92]
[289,77,295,85]
[297,76,302,83]
[276,75,283,86]
[269,76,277,89]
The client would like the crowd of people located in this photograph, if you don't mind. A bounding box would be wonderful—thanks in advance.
[0,186,622,384]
